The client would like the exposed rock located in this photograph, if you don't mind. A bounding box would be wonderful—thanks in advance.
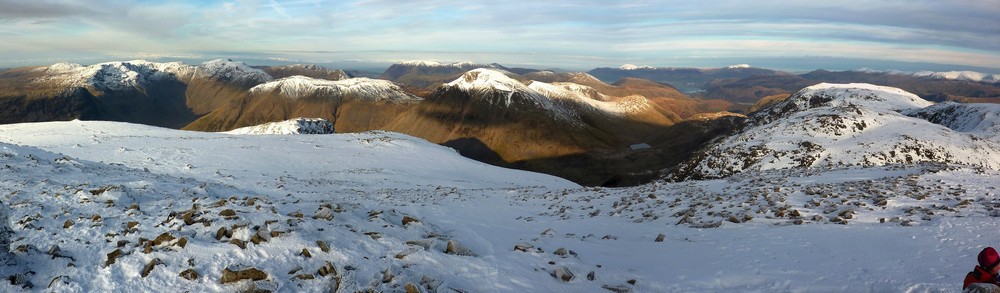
[215,227,229,240]
[316,261,337,277]
[513,242,534,252]
[220,209,237,219]
[141,258,163,278]
[299,248,312,258]
[553,247,569,257]
[654,233,666,242]
[316,240,330,253]
[587,271,596,281]
[63,220,74,229]
[179,269,200,280]
[220,266,269,284]
[602,284,632,293]
[104,249,123,267]
[382,267,394,283]
[445,240,476,256]
[553,266,575,282]
[405,239,434,250]
[405,283,422,293]
[294,274,315,280]
[401,216,420,226]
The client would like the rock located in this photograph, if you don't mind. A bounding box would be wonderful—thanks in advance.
[381,267,394,283]
[553,266,574,282]
[513,242,534,252]
[313,206,334,221]
[401,216,420,226]
[104,249,123,267]
[587,271,596,281]
[47,275,70,289]
[152,232,175,246]
[6,273,33,289]
[230,239,247,249]
[602,284,632,293]
[316,240,330,253]
[541,228,556,236]
[395,246,422,259]
[299,248,312,258]
[63,220,74,229]
[627,279,637,285]
[180,269,199,280]
[215,227,228,240]
[91,214,101,222]
[295,274,315,280]
[316,261,337,277]
[405,239,433,250]
[220,209,237,219]
[141,258,163,278]
[654,233,665,242]
[220,266,268,284]
[405,283,421,293]
[445,240,476,256]
[553,247,569,257]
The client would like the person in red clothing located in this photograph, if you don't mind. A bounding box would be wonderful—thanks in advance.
[965,247,1000,290]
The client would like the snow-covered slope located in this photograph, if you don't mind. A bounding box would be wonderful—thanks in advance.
[1,120,998,292]
[905,102,1000,141]
[673,83,1000,179]
[225,118,335,135]
[194,59,272,86]
[444,69,576,120]
[32,60,194,91]
[249,75,421,102]
[527,81,653,116]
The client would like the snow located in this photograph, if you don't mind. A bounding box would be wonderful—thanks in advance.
[619,64,654,70]
[32,60,195,92]
[194,59,272,85]
[397,60,496,68]
[678,83,1000,178]
[906,102,1000,141]
[225,118,335,135]
[727,64,752,69]
[444,69,578,122]
[914,71,1000,83]
[527,81,653,116]
[249,75,421,102]
[0,119,999,292]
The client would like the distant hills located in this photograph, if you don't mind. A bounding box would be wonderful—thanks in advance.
[1,58,998,186]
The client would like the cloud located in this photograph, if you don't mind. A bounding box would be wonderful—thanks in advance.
[0,0,997,70]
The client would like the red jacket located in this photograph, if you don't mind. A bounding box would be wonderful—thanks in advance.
[965,265,999,289]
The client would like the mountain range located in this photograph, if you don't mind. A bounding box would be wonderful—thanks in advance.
[1,59,998,186]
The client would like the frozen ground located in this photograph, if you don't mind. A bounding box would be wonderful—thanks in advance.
[0,121,997,292]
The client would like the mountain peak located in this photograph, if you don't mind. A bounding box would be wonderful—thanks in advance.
[250,75,421,102]
[32,60,194,91]
[620,64,654,70]
[195,59,272,86]
[727,64,751,69]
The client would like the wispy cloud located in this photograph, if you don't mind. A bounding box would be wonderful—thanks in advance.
[0,0,997,70]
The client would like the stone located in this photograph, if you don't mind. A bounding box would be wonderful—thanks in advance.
[401,216,420,226]
[316,241,330,253]
[654,233,665,242]
[295,274,315,280]
[513,242,533,252]
[63,220,74,229]
[405,283,421,293]
[445,240,476,256]
[553,266,574,282]
[179,269,199,281]
[317,261,337,277]
[587,271,596,281]
[141,258,163,278]
[220,267,268,284]
[299,248,312,258]
[104,249,123,267]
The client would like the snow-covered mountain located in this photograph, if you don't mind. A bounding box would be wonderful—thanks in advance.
[32,60,194,92]
[671,83,1000,179]
[527,81,654,117]
[443,69,574,119]
[905,101,1000,141]
[194,59,272,87]
[249,75,421,102]
[225,117,335,135]
[914,70,1000,84]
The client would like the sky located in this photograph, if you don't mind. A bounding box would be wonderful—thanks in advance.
[1,0,999,72]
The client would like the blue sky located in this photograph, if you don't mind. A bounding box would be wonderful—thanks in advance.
[1,0,999,71]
